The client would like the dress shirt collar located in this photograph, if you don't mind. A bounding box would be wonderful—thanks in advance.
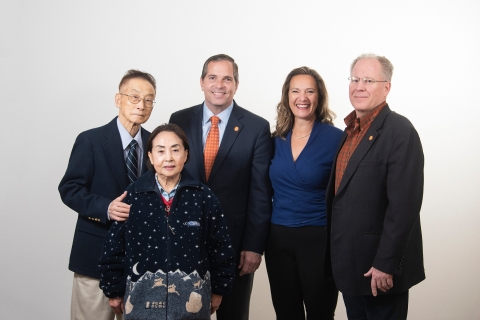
[116,117,143,152]
[202,101,234,126]
[344,101,387,133]
[155,173,181,201]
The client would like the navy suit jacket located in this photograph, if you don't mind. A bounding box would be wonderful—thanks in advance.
[59,117,150,279]
[169,102,273,259]
[326,105,425,295]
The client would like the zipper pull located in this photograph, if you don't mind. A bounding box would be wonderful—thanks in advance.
[167,218,175,235]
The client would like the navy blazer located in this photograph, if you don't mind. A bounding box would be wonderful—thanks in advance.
[326,105,425,295]
[169,102,273,259]
[59,117,150,279]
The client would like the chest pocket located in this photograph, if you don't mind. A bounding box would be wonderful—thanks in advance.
[184,221,201,227]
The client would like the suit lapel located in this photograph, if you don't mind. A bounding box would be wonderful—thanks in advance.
[140,127,150,175]
[327,132,347,202]
[209,103,243,179]
[187,105,207,182]
[336,106,391,196]
[103,118,129,190]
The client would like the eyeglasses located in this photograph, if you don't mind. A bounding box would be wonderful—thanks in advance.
[348,77,388,85]
[119,93,156,108]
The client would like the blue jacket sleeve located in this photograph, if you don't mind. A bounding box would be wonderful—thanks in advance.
[242,120,273,254]
[58,132,112,223]
[99,192,131,298]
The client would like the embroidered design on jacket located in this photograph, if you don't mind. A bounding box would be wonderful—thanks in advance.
[124,269,211,318]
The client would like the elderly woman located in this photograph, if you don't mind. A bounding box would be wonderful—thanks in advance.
[265,67,343,319]
[99,123,235,320]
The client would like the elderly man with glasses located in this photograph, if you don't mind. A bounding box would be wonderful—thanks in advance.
[59,69,156,320]
[326,54,425,320]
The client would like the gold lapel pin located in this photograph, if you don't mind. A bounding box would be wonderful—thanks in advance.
[234,126,239,132]
[369,135,373,140]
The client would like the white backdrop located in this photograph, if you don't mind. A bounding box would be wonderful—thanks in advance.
[1,0,479,319]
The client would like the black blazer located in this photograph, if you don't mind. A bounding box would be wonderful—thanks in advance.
[59,117,150,279]
[169,102,273,258]
[326,105,425,295]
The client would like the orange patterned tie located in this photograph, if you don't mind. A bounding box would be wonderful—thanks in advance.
[204,116,220,181]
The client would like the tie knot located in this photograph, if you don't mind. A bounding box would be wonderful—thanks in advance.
[210,116,220,126]
[128,139,138,148]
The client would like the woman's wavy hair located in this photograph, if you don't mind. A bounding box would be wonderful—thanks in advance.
[273,66,335,139]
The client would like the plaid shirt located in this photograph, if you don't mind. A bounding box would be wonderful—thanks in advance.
[155,173,181,200]
[335,102,387,193]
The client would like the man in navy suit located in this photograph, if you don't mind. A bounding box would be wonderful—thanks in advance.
[59,70,156,320]
[169,54,272,320]
[326,54,425,320]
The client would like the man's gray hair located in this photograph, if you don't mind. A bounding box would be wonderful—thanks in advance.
[350,53,394,82]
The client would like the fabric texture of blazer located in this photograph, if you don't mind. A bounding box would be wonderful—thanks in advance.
[169,102,273,259]
[59,117,150,279]
[326,105,425,296]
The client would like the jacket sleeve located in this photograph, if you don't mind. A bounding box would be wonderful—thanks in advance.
[58,132,112,223]
[242,120,273,254]
[98,192,131,298]
[206,192,236,296]
[373,123,424,274]
[99,221,127,298]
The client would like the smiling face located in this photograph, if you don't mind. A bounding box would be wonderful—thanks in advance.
[200,60,238,113]
[349,58,391,118]
[148,131,188,181]
[288,75,318,122]
[115,78,155,130]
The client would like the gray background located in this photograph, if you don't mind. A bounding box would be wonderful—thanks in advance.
[1,0,479,319]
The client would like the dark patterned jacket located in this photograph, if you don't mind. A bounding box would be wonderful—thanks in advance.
[99,169,235,320]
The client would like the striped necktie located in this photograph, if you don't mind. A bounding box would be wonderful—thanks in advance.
[126,139,138,184]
